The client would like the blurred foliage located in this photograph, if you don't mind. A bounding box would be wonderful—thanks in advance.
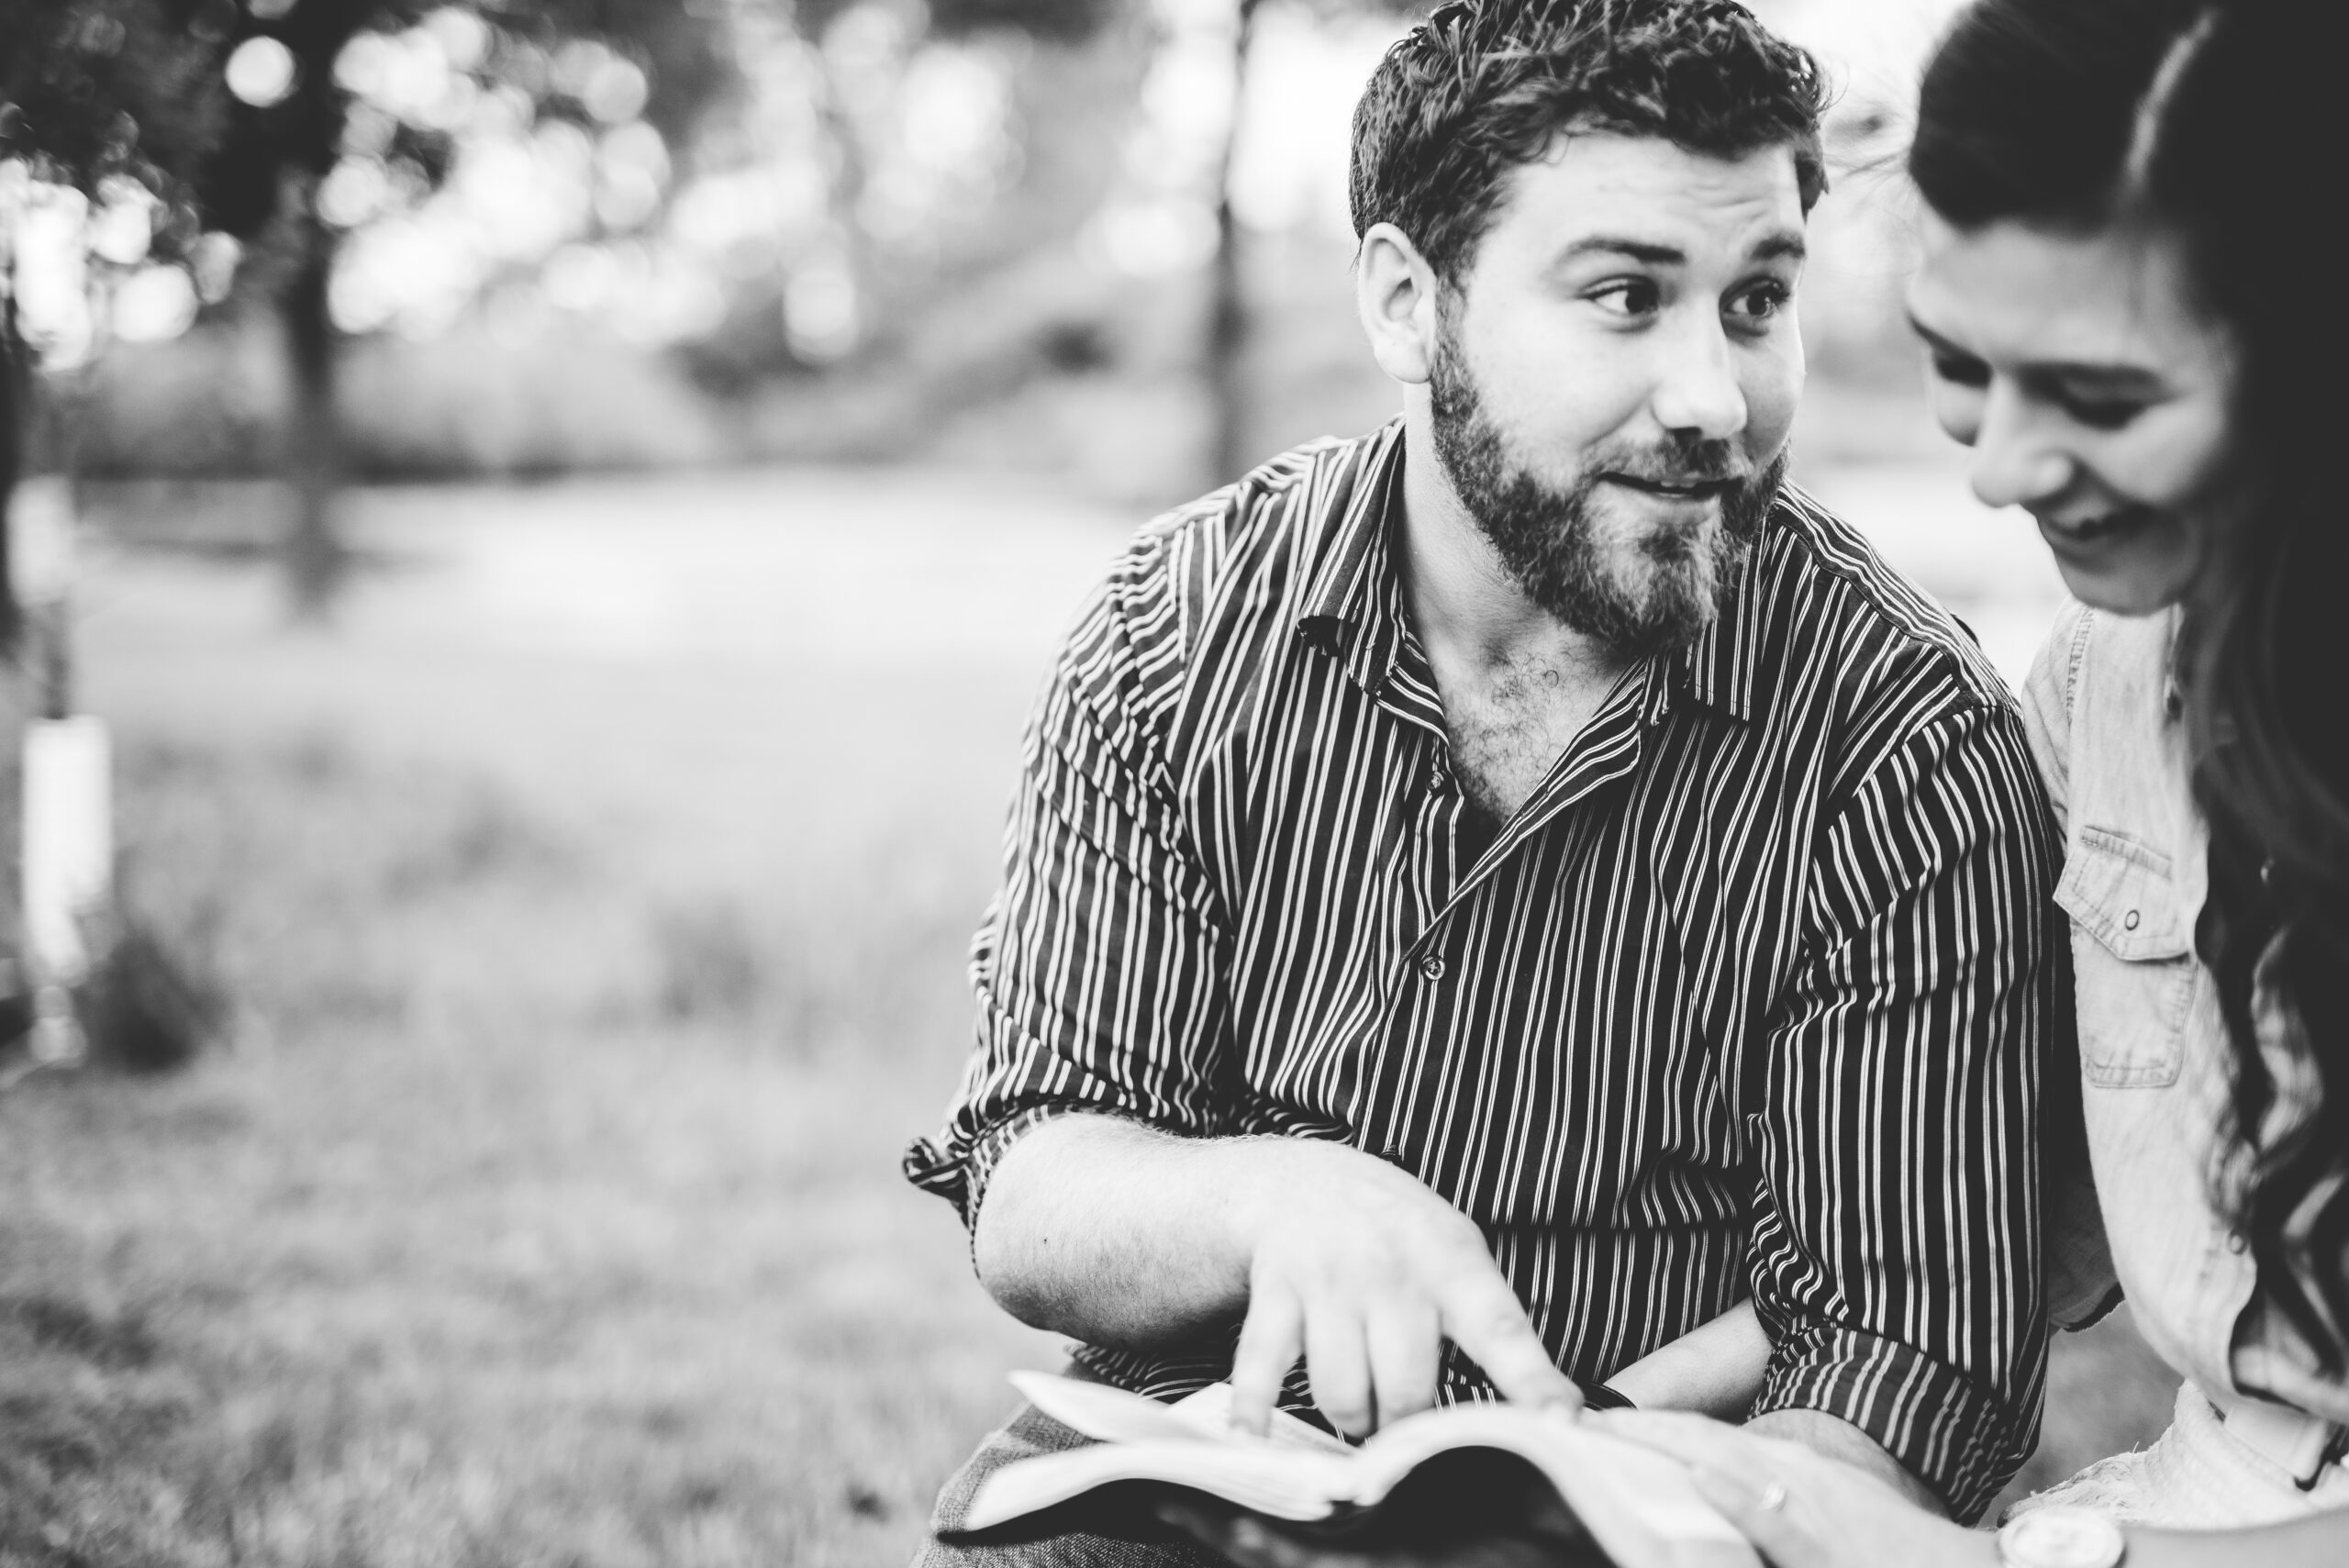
[921,0,1130,42]
[4,2,229,646]
[0,0,228,206]
[2,0,1453,508]
[195,0,740,240]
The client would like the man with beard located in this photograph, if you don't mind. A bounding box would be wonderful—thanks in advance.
[905,1,2058,1559]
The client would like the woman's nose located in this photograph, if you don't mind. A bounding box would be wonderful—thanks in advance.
[1966,381,2075,509]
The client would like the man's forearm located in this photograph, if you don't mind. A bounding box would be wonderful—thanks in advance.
[971,1113,1257,1349]
[1743,1407,1950,1518]
[973,1112,1586,1434]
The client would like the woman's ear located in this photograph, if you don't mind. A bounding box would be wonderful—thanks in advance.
[1356,222,1441,385]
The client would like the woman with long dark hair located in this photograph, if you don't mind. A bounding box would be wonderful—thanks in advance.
[1604,0,2349,1561]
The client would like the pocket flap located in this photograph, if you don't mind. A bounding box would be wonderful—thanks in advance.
[2054,826,2192,962]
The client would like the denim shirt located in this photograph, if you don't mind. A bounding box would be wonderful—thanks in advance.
[2023,602,2349,1428]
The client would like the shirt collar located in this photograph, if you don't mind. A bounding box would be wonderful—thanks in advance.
[1292,420,1765,727]
[1295,422,1409,689]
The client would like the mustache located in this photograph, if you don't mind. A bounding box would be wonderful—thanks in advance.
[1593,437,1756,487]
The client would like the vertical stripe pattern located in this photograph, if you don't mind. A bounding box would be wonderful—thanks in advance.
[904,423,2057,1520]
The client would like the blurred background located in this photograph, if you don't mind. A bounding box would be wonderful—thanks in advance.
[0,1,2171,1563]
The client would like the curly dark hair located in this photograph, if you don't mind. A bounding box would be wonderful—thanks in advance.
[1916,0,2349,1373]
[1348,0,1829,285]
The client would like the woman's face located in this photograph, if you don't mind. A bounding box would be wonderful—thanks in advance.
[1906,213,2239,615]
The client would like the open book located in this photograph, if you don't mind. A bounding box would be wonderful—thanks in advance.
[947,1372,1759,1568]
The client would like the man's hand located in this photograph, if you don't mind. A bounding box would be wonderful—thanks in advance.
[972,1117,1576,1439]
[1221,1139,1580,1439]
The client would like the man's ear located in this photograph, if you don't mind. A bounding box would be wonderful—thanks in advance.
[1356,221,1442,386]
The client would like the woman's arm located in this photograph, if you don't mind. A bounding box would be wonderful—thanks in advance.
[1608,1410,2349,1568]
[2127,1513,2349,1568]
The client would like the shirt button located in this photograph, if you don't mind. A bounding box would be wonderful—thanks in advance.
[1428,762,1447,792]
[1419,955,1446,982]
[2124,909,2142,931]
[2229,1231,2249,1254]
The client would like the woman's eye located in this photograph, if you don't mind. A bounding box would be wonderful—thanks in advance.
[1590,280,1660,317]
[1929,352,1991,389]
[2060,396,2147,431]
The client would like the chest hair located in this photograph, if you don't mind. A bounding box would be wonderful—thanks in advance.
[1442,655,1615,822]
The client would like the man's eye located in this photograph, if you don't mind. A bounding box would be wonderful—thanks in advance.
[1589,280,1660,317]
[1728,282,1788,323]
[1929,352,1991,389]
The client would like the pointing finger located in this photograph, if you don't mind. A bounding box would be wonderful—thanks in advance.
[1229,1282,1304,1438]
[1364,1298,1442,1428]
[1304,1304,1375,1439]
[1440,1277,1580,1414]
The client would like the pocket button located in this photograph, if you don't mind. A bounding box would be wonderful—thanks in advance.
[2125,909,2141,931]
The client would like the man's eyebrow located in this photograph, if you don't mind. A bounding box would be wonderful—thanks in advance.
[1558,236,1685,265]
[1553,233,1807,267]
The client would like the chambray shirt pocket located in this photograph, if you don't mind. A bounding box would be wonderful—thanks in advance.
[2054,825,2196,1088]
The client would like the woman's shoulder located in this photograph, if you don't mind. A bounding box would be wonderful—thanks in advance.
[2021,601,2182,832]
[2024,601,2176,727]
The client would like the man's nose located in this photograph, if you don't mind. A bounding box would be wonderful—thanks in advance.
[1966,381,2074,509]
[1648,320,1748,441]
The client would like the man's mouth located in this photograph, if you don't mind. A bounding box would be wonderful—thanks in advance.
[1605,474,1735,502]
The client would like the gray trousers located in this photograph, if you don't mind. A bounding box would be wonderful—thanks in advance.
[911,1393,1228,1568]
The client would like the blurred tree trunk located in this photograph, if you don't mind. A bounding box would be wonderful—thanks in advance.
[812,63,873,364]
[2,312,24,659]
[1,306,61,1016]
[283,201,347,615]
[1206,0,1262,487]
[2,305,27,1003]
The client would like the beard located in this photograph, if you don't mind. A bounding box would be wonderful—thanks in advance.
[1428,320,1787,663]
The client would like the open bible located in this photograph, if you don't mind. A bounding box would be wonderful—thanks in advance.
[945,1372,1759,1568]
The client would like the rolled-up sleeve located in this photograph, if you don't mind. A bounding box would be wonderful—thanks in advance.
[901,572,1234,1229]
[1746,700,2059,1521]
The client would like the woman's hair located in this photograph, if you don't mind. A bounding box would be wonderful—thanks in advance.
[1915,0,2349,1372]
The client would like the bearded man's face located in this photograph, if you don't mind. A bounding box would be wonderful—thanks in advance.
[1430,306,1787,661]
[1419,134,1808,660]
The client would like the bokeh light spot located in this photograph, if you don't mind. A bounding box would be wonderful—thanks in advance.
[112,265,200,343]
[226,36,300,108]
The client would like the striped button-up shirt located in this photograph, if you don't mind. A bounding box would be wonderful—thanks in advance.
[905,422,2057,1518]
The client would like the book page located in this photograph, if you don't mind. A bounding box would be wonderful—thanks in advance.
[966,1375,1758,1567]
[1346,1407,1758,1568]
[959,1436,1361,1530]
[1011,1371,1351,1454]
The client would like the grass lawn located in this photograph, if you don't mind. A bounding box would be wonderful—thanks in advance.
[2,469,2171,1566]
[4,473,1092,1568]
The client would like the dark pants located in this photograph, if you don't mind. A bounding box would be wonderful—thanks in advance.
[911,1394,1228,1568]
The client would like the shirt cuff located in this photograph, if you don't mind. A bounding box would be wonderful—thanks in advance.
[900,1103,1094,1230]
[1750,1326,2031,1523]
